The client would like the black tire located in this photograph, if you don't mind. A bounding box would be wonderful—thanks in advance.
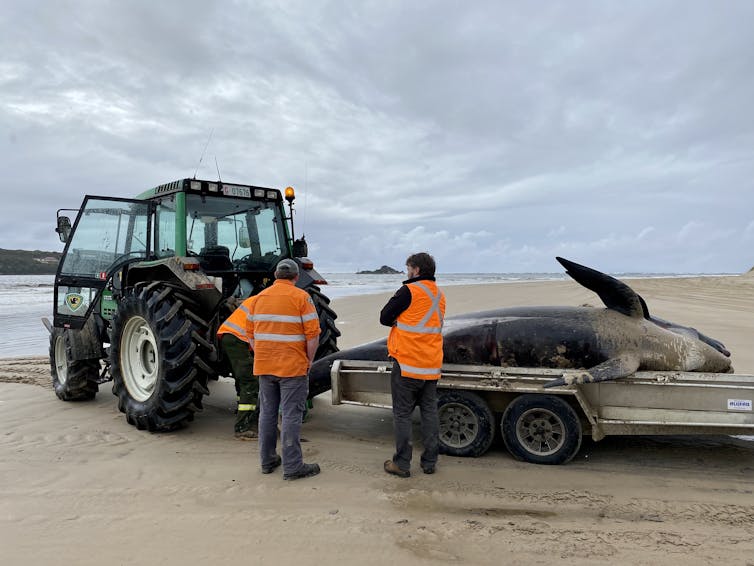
[109,283,211,431]
[438,390,495,457]
[501,394,582,465]
[50,328,100,401]
[305,284,340,359]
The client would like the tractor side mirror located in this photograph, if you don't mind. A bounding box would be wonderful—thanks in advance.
[56,216,72,243]
[238,228,250,248]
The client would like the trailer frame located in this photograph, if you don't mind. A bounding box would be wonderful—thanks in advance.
[330,359,754,464]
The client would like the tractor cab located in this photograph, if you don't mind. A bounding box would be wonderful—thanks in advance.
[53,179,324,331]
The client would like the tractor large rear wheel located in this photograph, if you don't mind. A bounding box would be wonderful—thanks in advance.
[306,284,340,359]
[50,328,100,401]
[109,284,212,431]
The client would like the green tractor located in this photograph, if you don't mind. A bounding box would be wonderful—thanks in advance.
[44,178,339,431]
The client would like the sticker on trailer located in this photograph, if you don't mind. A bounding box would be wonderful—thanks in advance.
[727,399,752,411]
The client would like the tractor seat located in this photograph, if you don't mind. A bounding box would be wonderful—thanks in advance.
[199,245,233,271]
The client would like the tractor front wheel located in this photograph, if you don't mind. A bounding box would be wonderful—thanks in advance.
[50,328,100,401]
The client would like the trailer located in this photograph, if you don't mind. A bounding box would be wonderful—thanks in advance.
[330,360,754,465]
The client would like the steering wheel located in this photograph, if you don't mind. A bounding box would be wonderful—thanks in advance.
[235,254,268,269]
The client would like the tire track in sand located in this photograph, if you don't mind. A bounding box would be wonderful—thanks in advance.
[0,356,52,389]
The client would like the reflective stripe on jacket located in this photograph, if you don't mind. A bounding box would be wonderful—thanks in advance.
[247,279,321,377]
[388,280,446,380]
[217,296,256,343]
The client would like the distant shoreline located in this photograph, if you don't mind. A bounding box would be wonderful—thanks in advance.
[0,249,61,276]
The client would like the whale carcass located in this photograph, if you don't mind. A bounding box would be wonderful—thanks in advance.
[308,257,732,395]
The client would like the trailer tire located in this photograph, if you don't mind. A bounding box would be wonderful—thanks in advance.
[50,328,100,401]
[502,394,582,465]
[110,284,210,431]
[438,391,495,457]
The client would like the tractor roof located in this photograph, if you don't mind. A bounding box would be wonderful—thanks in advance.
[136,178,281,202]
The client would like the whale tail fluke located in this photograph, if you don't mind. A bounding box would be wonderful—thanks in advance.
[555,257,644,318]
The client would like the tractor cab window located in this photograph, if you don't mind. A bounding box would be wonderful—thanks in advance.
[154,198,177,258]
[185,195,286,269]
[59,198,150,278]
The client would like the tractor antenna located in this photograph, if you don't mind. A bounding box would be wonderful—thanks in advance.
[193,128,214,179]
[215,155,222,182]
[302,161,308,236]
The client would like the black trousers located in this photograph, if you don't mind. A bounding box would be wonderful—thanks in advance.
[390,359,439,470]
[220,334,259,433]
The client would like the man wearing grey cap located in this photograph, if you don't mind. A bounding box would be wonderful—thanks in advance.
[247,258,322,480]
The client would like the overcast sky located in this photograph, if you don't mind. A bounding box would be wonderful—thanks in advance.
[2,1,753,274]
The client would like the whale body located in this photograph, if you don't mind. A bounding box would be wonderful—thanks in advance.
[308,257,732,395]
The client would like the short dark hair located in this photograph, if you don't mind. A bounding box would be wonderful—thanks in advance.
[406,252,436,278]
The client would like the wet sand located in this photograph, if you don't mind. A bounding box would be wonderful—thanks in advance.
[1,275,753,565]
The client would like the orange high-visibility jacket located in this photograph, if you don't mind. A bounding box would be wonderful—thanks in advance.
[388,280,446,380]
[246,279,321,377]
[217,296,257,343]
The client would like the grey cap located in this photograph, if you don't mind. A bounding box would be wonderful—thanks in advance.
[275,258,299,278]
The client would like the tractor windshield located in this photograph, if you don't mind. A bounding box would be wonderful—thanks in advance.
[154,194,288,270]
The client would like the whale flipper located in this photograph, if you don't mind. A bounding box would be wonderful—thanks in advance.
[543,353,641,388]
[556,257,644,318]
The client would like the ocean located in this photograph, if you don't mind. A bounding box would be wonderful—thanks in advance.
[0,272,567,357]
[0,270,724,358]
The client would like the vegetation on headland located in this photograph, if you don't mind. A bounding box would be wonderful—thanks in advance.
[356,265,402,275]
[0,249,61,275]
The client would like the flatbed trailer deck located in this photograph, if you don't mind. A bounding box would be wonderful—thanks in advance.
[330,360,754,464]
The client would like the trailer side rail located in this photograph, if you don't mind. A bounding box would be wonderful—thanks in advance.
[330,359,754,437]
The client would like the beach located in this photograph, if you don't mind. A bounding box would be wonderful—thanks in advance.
[1,274,753,565]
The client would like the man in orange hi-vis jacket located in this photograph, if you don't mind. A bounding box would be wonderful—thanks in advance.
[380,252,446,478]
[247,259,322,480]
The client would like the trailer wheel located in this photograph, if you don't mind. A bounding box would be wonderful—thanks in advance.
[502,394,582,465]
[50,328,99,401]
[438,391,495,457]
[110,284,210,431]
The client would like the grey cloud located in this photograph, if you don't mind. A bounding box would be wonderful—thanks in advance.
[1,0,753,274]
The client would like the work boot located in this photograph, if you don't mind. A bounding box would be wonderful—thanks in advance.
[261,454,282,474]
[234,428,258,440]
[283,463,321,481]
[384,459,410,478]
[234,410,259,440]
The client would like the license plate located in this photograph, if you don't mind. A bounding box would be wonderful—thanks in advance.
[222,185,251,198]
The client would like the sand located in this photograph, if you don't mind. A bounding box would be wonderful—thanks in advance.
[1,275,753,565]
